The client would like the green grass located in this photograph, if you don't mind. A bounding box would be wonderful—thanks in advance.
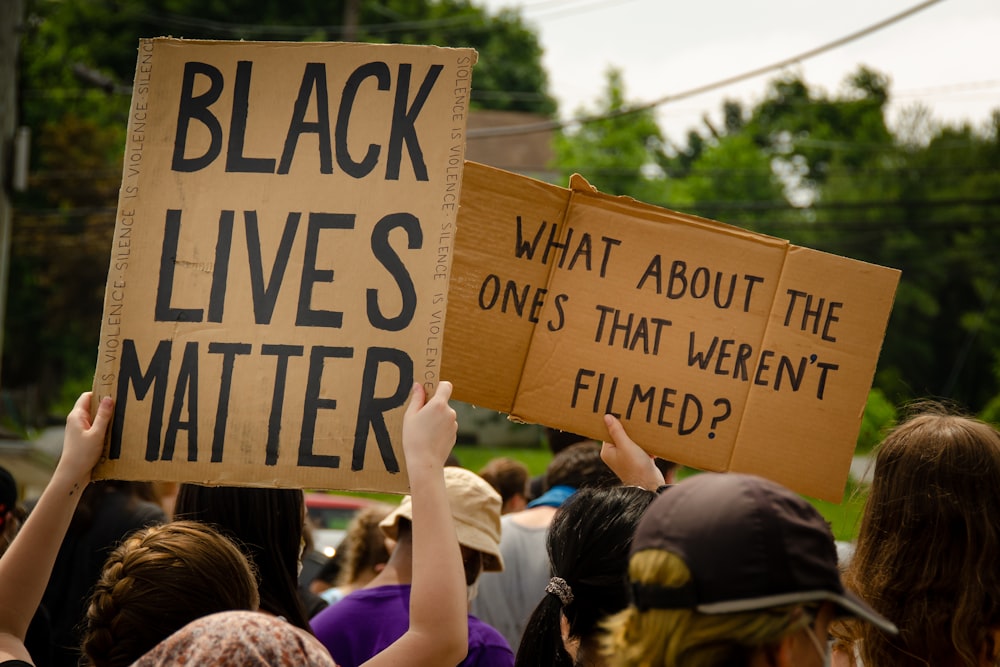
[809,478,868,542]
[326,445,870,542]
[452,444,552,477]
[456,446,870,542]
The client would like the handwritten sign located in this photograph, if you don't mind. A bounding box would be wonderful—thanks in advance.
[93,38,477,492]
[442,162,899,501]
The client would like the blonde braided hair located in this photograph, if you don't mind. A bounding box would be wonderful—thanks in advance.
[82,520,259,667]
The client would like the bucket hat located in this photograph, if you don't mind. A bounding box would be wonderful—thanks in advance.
[381,466,503,572]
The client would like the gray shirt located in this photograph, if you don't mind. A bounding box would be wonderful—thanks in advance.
[471,513,551,652]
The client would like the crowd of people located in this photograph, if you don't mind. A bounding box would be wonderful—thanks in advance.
[1,385,999,667]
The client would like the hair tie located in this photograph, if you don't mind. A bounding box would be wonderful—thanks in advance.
[545,576,574,607]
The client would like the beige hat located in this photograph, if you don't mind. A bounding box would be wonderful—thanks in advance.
[380,466,504,572]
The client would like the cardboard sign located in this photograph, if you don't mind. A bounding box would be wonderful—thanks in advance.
[93,38,477,492]
[442,162,900,501]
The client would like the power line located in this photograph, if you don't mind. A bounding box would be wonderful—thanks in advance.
[134,10,485,38]
[522,0,642,21]
[467,0,947,138]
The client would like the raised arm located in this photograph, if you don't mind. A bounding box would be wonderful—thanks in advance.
[0,392,113,663]
[362,381,467,667]
[601,414,665,491]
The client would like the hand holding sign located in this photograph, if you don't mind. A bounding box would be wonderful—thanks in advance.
[59,393,114,488]
[600,414,664,491]
[402,381,458,477]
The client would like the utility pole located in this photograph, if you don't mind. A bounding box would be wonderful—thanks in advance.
[0,0,26,389]
[342,0,360,41]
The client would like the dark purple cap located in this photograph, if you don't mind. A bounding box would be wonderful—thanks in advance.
[630,472,897,634]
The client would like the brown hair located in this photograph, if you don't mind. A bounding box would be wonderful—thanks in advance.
[834,405,1000,667]
[336,503,395,588]
[82,520,259,667]
[478,457,529,507]
[173,484,310,630]
[545,441,618,490]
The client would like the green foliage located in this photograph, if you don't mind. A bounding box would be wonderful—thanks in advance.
[810,476,867,542]
[554,64,1000,415]
[10,0,555,421]
[856,388,897,454]
[551,68,667,201]
[452,444,552,477]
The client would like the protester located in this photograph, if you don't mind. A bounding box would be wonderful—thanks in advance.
[831,406,1000,667]
[0,392,113,667]
[173,483,315,630]
[479,458,530,515]
[526,429,593,502]
[473,441,619,651]
[81,520,260,667]
[1,381,471,667]
[600,472,897,667]
[514,485,655,667]
[311,465,512,667]
[129,611,333,666]
[0,468,51,667]
[317,502,395,605]
[40,481,165,665]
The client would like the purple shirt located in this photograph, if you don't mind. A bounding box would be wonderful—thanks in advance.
[310,584,514,667]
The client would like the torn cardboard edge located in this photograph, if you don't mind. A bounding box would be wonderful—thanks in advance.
[444,161,900,501]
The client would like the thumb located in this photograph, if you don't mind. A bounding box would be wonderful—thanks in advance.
[600,439,618,465]
[431,380,453,405]
[405,383,426,417]
[89,396,114,436]
[604,413,625,444]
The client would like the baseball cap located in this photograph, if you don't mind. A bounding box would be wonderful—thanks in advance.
[629,472,897,634]
[380,466,503,572]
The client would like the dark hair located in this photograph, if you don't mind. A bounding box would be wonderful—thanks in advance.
[82,520,259,667]
[544,427,591,455]
[515,486,655,667]
[174,484,311,631]
[479,457,530,506]
[835,404,1000,666]
[71,481,160,532]
[545,441,618,491]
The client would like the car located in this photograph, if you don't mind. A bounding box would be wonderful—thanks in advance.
[304,492,381,559]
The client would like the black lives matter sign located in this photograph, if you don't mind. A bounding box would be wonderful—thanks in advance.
[94,39,476,492]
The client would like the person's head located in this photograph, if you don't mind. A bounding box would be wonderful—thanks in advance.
[479,457,530,514]
[835,406,1000,667]
[515,486,656,667]
[602,473,897,667]
[81,520,259,667]
[545,428,591,456]
[173,484,310,630]
[336,502,395,588]
[72,480,160,531]
[545,441,619,492]
[380,466,503,586]
[130,610,334,666]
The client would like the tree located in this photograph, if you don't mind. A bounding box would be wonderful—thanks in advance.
[551,68,667,201]
[557,65,1000,413]
[9,0,555,422]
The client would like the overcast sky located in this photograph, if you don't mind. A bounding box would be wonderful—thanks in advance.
[478,0,1000,142]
